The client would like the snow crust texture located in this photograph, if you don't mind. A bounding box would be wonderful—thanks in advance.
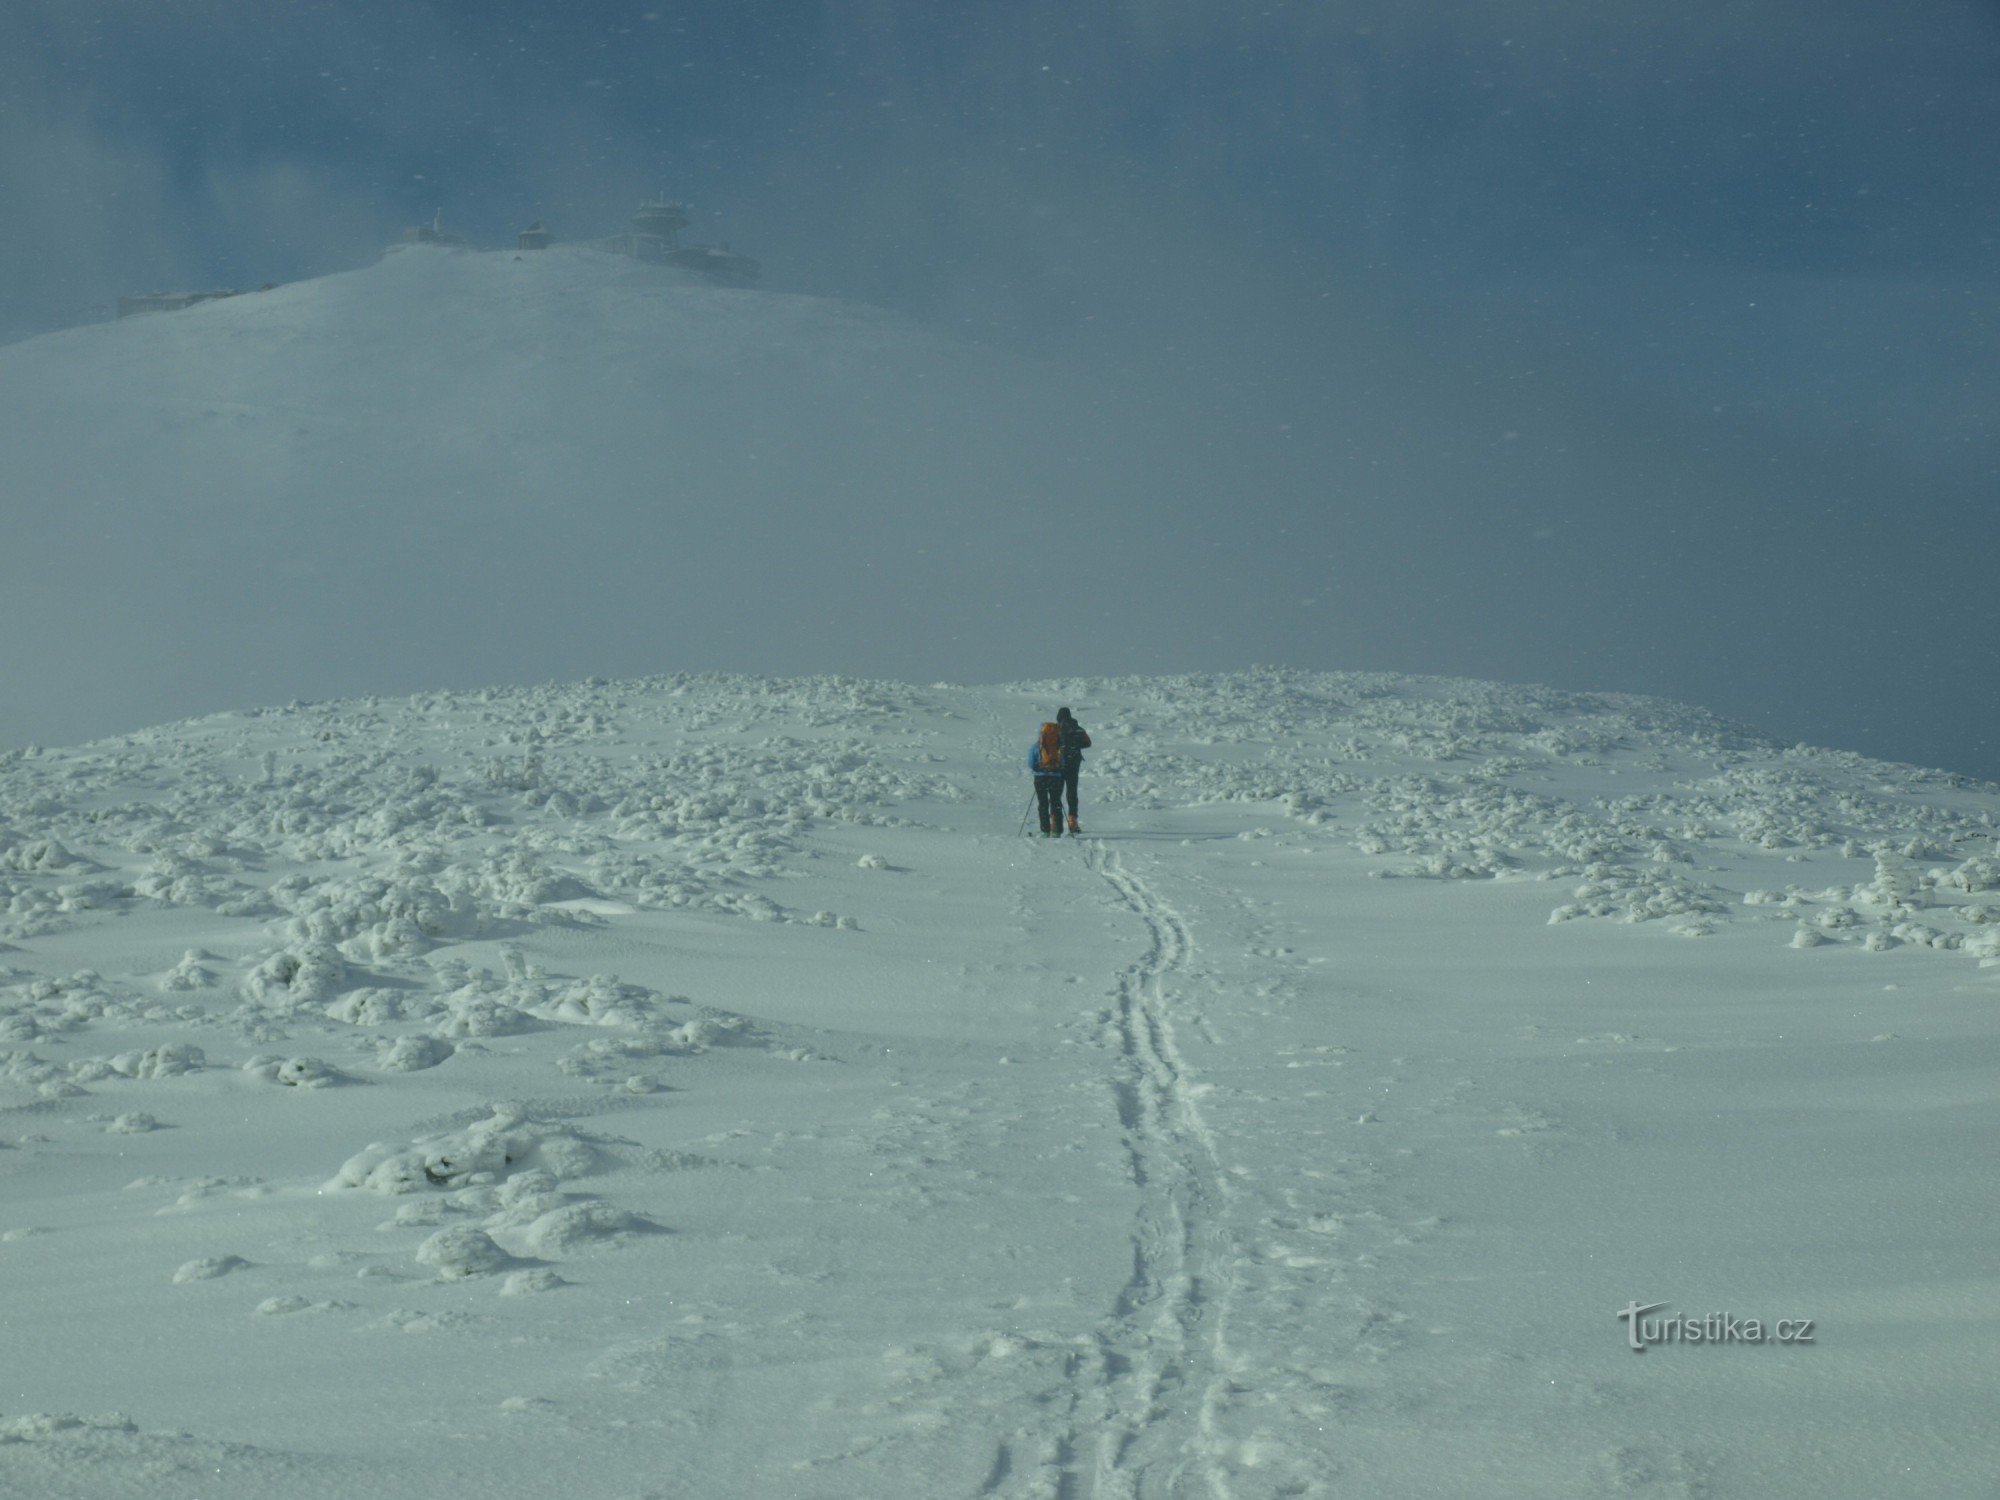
[2,667,1996,1498]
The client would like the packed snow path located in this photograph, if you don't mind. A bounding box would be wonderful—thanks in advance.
[1081,845,1232,1500]
[3,669,1999,1498]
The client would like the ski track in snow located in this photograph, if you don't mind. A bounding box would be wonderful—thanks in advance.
[963,836,1240,1500]
[1072,844,1234,1500]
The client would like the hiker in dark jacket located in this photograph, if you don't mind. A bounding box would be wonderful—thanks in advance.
[1027,721,1070,836]
[1055,706,1092,835]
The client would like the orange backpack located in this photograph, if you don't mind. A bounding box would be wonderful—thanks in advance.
[1039,722,1063,771]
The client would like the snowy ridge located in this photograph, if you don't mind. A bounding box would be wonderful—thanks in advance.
[0,244,1141,752]
[2,668,1998,1497]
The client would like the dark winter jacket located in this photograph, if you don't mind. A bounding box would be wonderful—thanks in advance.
[1057,713,1091,767]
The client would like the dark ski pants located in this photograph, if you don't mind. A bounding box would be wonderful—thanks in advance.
[1035,776,1065,832]
[1062,768,1081,820]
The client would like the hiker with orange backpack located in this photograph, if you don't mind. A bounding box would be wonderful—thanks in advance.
[1027,721,1071,837]
[1027,710,1094,836]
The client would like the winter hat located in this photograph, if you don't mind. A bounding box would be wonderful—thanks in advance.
[1056,707,1074,723]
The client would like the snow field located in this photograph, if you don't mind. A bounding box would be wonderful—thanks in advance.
[1,668,1996,1496]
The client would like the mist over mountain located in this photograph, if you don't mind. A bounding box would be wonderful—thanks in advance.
[2,2,1996,775]
[0,245,1177,744]
[2,240,1992,779]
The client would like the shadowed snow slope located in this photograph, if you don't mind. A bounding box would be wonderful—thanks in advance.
[0,245,1197,748]
[1,668,1997,1497]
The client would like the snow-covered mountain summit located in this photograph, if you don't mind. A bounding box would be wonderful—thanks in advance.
[0,245,1146,750]
[2,668,1996,1495]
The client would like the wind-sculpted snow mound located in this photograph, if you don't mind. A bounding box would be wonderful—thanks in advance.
[326,1106,662,1285]
[327,1107,604,1196]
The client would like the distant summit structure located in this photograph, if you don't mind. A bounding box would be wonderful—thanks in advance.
[514,198,757,285]
[633,198,691,242]
[594,197,759,286]
[404,211,466,248]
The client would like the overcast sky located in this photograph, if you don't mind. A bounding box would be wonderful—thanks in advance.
[3,1,1998,775]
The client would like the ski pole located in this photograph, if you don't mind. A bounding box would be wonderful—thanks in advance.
[1017,793,1035,839]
